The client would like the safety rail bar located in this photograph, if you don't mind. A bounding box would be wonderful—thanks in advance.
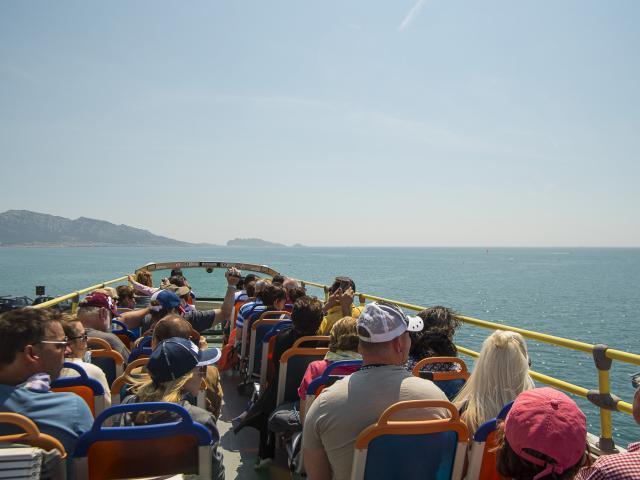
[26,270,639,453]
[300,279,640,453]
[32,276,129,313]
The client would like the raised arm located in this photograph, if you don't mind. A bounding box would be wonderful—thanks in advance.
[212,267,242,326]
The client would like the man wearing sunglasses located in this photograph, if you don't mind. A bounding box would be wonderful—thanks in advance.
[0,308,93,466]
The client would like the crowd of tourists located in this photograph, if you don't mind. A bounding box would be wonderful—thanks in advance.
[0,269,638,479]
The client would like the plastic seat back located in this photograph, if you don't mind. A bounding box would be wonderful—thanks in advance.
[303,359,362,424]
[351,400,469,480]
[87,336,123,385]
[411,357,470,401]
[51,362,106,417]
[110,357,150,406]
[73,402,212,480]
[277,347,329,406]
[111,319,137,349]
[248,312,290,379]
[259,320,293,387]
[292,335,330,349]
[0,412,67,457]
[128,346,152,363]
[466,401,514,480]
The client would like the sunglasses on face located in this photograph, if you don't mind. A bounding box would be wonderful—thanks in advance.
[68,333,89,342]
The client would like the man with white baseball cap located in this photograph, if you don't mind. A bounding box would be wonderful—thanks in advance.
[303,301,450,480]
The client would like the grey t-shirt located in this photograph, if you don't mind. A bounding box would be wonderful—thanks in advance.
[303,364,449,480]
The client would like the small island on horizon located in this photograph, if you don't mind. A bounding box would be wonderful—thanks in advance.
[227,238,286,248]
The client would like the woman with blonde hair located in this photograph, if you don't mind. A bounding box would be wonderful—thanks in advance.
[116,337,224,479]
[453,330,534,433]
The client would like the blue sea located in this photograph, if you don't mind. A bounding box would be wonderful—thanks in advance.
[1,246,639,445]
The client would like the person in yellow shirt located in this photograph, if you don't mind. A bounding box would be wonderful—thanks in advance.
[318,276,363,335]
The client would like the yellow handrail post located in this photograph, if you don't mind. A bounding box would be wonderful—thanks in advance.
[358,294,366,307]
[70,292,80,314]
[587,345,619,453]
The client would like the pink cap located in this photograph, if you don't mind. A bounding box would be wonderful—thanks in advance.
[505,387,587,480]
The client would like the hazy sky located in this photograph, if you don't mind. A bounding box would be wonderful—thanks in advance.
[1,1,639,247]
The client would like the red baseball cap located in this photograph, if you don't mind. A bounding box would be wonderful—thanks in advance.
[82,291,118,316]
[504,387,587,480]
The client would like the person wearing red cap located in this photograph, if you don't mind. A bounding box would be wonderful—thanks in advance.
[574,386,640,479]
[496,387,588,480]
[76,291,130,359]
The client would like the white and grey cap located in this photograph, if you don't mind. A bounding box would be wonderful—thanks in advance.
[357,301,424,343]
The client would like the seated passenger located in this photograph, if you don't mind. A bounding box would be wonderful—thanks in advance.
[77,291,130,359]
[151,315,224,420]
[116,285,136,310]
[575,385,640,479]
[116,337,224,480]
[233,273,257,303]
[235,278,270,346]
[317,276,363,335]
[123,267,241,334]
[453,330,534,433]
[496,387,587,480]
[406,306,462,372]
[0,308,93,466]
[59,313,111,407]
[298,316,361,421]
[303,302,449,480]
[237,283,287,356]
[234,296,324,467]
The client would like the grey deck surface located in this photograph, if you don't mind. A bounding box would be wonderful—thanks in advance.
[217,370,293,480]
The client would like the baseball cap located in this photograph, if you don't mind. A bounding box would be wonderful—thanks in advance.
[150,290,183,311]
[147,337,221,383]
[357,301,423,343]
[505,387,587,480]
[82,292,118,316]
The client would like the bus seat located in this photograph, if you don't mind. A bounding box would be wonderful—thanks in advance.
[411,357,470,401]
[110,358,150,406]
[73,402,212,480]
[0,412,67,457]
[127,346,152,363]
[292,335,330,349]
[90,349,124,387]
[466,401,514,480]
[259,320,293,388]
[351,400,469,480]
[51,362,107,417]
[276,347,329,406]
[111,319,137,350]
[303,359,362,424]
[247,312,290,381]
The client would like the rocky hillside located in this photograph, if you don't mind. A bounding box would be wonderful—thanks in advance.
[0,210,191,246]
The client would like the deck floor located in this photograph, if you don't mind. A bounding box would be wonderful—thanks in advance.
[217,369,293,480]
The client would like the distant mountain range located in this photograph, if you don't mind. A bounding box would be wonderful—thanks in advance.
[0,210,194,247]
[0,210,305,248]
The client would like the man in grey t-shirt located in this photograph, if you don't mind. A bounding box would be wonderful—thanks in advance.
[303,302,449,480]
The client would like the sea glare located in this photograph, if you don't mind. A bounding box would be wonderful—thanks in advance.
[1,246,639,445]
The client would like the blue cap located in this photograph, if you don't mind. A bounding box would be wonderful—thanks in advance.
[150,290,182,310]
[147,337,221,382]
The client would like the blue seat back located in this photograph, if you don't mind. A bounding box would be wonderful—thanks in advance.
[364,431,459,480]
[434,378,467,401]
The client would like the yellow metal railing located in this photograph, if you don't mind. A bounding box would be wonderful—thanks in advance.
[32,276,129,313]
[300,279,639,452]
[29,273,639,452]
